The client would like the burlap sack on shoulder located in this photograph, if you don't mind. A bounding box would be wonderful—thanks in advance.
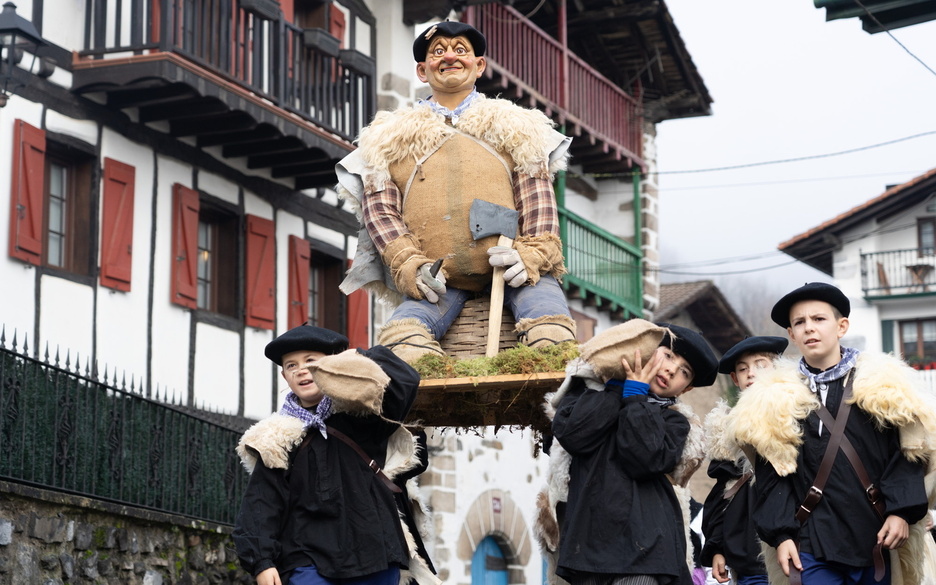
[579,319,671,382]
[308,349,390,415]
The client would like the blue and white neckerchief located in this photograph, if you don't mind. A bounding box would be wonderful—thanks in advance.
[646,393,677,408]
[279,392,332,438]
[798,346,859,434]
[417,88,480,125]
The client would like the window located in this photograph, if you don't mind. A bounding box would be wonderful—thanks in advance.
[196,206,238,317]
[8,120,94,275]
[308,251,344,331]
[43,147,94,275]
[171,184,238,318]
[919,218,935,255]
[900,319,936,366]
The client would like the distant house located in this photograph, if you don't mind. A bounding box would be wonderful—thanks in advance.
[778,168,936,389]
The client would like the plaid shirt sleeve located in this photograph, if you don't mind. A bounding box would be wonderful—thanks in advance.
[515,173,560,237]
[362,181,409,253]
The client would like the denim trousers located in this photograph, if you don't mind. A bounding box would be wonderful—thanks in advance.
[389,275,572,339]
[287,565,400,585]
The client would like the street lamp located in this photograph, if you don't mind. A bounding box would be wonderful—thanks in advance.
[0,2,46,107]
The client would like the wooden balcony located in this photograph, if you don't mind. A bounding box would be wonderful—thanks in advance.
[70,0,375,189]
[861,248,936,298]
[466,4,644,174]
[560,209,643,320]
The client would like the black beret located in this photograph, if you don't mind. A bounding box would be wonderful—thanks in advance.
[413,21,486,61]
[770,282,850,328]
[717,336,788,374]
[657,323,719,388]
[264,325,349,365]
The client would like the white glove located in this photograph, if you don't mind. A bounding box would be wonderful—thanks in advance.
[416,263,447,303]
[487,245,528,288]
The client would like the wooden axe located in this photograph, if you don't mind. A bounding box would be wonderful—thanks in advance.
[469,199,519,357]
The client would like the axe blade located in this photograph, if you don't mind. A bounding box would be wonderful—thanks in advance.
[469,199,519,240]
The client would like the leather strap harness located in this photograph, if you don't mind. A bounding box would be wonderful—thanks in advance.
[326,426,403,494]
[789,371,886,584]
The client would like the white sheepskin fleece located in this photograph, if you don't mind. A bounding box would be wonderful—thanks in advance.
[236,414,306,473]
[355,94,568,191]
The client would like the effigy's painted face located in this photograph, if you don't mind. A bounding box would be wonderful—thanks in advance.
[416,35,486,95]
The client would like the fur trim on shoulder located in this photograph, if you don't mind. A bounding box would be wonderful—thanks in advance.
[355,96,567,184]
[704,401,752,474]
[728,354,936,476]
[236,414,307,474]
[725,359,817,476]
[669,401,705,488]
[853,352,936,463]
[455,96,568,178]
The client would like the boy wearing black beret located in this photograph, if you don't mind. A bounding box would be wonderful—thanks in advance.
[232,325,436,585]
[548,322,718,585]
[700,336,787,585]
[726,283,936,585]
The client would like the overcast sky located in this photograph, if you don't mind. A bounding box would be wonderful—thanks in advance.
[654,1,936,322]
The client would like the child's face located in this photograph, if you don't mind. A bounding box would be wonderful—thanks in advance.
[281,350,327,408]
[730,352,775,390]
[787,300,849,371]
[649,346,695,398]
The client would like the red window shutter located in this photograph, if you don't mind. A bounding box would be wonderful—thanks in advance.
[245,215,276,330]
[346,259,370,349]
[100,158,136,291]
[287,235,311,329]
[329,4,346,46]
[280,0,294,23]
[170,184,200,309]
[8,120,46,265]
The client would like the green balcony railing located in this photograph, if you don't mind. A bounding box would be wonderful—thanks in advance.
[559,209,643,319]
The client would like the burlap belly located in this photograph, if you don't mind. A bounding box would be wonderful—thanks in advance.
[390,133,515,292]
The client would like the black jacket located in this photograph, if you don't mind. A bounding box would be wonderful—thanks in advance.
[233,346,420,579]
[754,372,928,567]
[552,377,693,585]
[700,459,766,577]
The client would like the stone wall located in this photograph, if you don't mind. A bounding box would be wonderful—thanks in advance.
[0,481,251,585]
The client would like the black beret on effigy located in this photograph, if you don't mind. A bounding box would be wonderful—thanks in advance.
[264,325,349,365]
[717,336,789,374]
[770,282,850,328]
[657,323,719,388]
[413,21,487,61]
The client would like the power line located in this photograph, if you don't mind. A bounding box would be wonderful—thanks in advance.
[660,170,925,192]
[649,130,936,175]
[852,0,936,79]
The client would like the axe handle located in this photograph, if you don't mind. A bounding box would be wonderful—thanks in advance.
[486,235,512,358]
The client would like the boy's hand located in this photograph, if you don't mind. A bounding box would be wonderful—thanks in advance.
[256,567,282,585]
[776,539,801,577]
[621,347,664,385]
[711,553,730,583]
[878,515,909,549]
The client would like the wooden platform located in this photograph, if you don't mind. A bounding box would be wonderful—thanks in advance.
[409,371,565,431]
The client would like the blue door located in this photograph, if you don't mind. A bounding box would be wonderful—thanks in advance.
[471,536,508,585]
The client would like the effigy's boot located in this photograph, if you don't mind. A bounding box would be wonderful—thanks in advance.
[515,314,577,348]
[377,318,445,364]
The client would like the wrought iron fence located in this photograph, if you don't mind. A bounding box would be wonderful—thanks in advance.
[860,247,936,297]
[0,330,248,525]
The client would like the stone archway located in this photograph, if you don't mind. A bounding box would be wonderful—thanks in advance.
[456,489,532,584]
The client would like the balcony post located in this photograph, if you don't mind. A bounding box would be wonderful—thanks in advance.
[559,0,569,111]
[633,169,643,307]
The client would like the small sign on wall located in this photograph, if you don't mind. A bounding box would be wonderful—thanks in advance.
[492,497,502,514]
